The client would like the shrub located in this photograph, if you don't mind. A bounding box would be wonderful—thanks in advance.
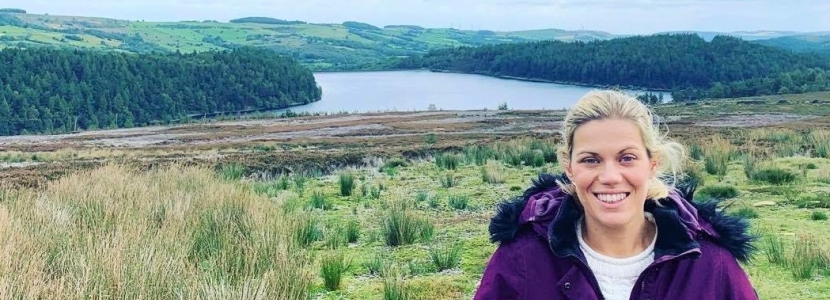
[811,210,828,221]
[415,190,428,202]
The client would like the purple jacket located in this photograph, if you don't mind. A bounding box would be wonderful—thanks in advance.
[474,174,758,300]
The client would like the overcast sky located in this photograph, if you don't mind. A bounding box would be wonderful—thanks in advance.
[4,0,829,34]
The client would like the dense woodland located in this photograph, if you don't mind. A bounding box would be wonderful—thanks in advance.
[0,47,321,135]
[395,34,830,101]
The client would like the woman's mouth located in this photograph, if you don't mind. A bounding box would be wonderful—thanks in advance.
[594,192,630,204]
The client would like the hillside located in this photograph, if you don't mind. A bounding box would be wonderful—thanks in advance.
[0,12,619,71]
[396,34,830,101]
[3,11,827,71]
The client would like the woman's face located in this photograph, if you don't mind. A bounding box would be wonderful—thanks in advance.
[566,118,656,229]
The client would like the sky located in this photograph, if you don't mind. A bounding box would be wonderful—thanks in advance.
[3,0,829,34]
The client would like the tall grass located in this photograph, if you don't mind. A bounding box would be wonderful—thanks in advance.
[220,163,246,180]
[481,160,506,184]
[435,153,462,170]
[0,164,312,299]
[439,172,457,188]
[808,130,830,158]
[381,201,434,247]
[764,234,786,265]
[703,135,733,181]
[429,243,462,271]
[339,171,356,196]
[320,252,351,291]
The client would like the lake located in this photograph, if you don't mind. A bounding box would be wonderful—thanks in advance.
[281,70,669,113]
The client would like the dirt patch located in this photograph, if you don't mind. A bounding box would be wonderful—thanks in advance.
[694,114,819,127]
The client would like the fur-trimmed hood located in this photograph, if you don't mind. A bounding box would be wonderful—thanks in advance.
[488,173,756,262]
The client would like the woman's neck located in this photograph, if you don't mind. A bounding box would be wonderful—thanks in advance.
[580,215,656,258]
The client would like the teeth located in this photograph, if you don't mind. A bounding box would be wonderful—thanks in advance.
[596,193,627,204]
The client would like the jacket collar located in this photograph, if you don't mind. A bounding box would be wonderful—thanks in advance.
[488,173,756,263]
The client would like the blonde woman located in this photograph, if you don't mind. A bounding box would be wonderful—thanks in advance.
[474,90,757,300]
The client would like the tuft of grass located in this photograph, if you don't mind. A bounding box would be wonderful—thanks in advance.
[464,144,496,166]
[325,227,346,250]
[219,163,245,180]
[788,235,828,280]
[439,172,457,188]
[429,243,462,272]
[698,185,740,200]
[689,143,704,160]
[309,191,331,210]
[293,212,324,247]
[447,195,470,210]
[752,168,797,185]
[742,153,756,180]
[339,171,356,196]
[383,274,414,300]
[731,207,759,219]
[381,201,434,247]
[765,234,786,265]
[407,259,435,276]
[703,136,733,181]
[293,173,307,196]
[345,219,361,243]
[811,210,828,221]
[481,160,506,184]
[415,190,429,203]
[364,253,387,276]
[320,252,351,291]
[809,130,830,158]
[435,153,462,170]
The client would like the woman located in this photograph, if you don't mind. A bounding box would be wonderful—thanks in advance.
[474,90,757,300]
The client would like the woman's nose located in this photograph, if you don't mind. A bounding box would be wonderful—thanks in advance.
[598,162,623,184]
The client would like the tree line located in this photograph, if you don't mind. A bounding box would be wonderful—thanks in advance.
[393,34,830,101]
[0,47,321,135]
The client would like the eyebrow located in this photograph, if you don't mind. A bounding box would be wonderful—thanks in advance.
[575,146,639,156]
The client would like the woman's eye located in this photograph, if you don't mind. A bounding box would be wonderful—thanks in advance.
[621,156,636,163]
[581,157,599,164]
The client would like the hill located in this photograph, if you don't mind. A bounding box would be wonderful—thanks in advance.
[3,11,828,70]
[0,12,614,71]
[395,34,830,101]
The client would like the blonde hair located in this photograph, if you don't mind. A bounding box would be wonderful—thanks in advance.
[557,90,686,200]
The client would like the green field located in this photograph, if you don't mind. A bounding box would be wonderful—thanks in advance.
[2,96,830,299]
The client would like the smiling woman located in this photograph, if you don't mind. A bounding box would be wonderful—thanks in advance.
[474,90,758,300]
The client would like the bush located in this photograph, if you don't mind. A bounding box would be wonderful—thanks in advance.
[811,210,828,221]
[415,190,428,202]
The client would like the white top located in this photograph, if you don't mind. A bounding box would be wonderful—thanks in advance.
[576,214,657,300]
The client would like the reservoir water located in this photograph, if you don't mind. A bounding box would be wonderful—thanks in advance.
[282,70,669,113]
